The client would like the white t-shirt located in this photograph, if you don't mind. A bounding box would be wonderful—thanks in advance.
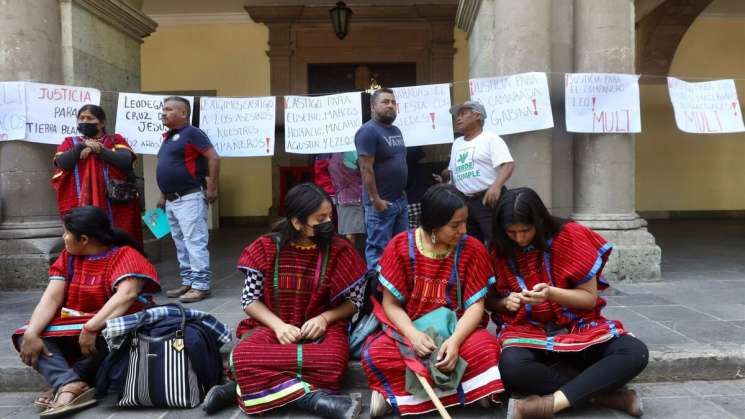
[448,131,514,195]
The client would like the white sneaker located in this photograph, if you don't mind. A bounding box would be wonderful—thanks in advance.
[369,391,392,418]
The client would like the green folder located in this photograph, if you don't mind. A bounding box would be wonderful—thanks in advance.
[142,207,171,239]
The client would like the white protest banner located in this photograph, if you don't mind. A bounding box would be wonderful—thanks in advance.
[284,92,361,154]
[468,72,554,135]
[668,77,745,134]
[565,73,641,133]
[391,83,454,146]
[199,96,276,157]
[0,82,27,141]
[115,93,194,154]
[24,83,101,144]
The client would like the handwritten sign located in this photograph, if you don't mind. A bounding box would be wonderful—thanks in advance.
[199,96,276,157]
[115,93,194,154]
[668,77,745,134]
[391,83,454,146]
[24,83,101,144]
[469,72,554,135]
[0,82,27,141]
[284,92,361,154]
[565,73,641,133]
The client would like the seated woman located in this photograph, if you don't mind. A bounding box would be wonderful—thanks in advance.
[486,188,648,419]
[204,183,366,418]
[12,206,160,418]
[362,184,504,417]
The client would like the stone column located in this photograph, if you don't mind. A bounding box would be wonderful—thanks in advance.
[470,0,553,207]
[0,0,65,288]
[572,0,661,280]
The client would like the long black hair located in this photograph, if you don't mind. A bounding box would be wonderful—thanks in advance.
[490,187,566,262]
[271,183,332,247]
[420,184,467,234]
[63,206,144,256]
[76,104,107,134]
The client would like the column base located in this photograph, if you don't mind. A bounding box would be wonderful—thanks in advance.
[0,236,64,290]
[571,213,662,282]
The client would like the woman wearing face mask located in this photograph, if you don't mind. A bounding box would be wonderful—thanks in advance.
[362,184,504,417]
[486,188,648,419]
[202,183,366,418]
[52,104,142,245]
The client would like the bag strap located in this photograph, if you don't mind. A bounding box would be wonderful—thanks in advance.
[272,234,281,316]
[71,137,82,198]
[133,303,187,334]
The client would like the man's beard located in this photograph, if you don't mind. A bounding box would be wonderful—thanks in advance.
[375,111,396,124]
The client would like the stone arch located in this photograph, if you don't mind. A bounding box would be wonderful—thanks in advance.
[635,0,716,82]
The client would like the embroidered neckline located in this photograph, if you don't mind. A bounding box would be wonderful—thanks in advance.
[290,241,317,250]
[415,227,454,259]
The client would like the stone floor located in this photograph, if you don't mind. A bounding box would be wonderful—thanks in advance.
[0,380,743,418]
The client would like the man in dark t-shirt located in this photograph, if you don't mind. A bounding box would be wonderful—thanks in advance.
[354,88,409,269]
[156,96,221,303]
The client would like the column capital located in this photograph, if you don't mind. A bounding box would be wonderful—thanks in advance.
[63,0,158,42]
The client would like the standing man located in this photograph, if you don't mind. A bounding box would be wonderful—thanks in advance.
[355,88,408,269]
[156,96,220,303]
[442,100,514,245]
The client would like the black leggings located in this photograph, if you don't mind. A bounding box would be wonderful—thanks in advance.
[498,335,649,406]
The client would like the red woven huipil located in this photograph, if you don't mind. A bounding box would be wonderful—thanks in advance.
[52,135,142,245]
[229,235,366,414]
[12,246,160,351]
[362,230,504,416]
[492,221,627,352]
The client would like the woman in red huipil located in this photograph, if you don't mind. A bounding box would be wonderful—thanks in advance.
[362,184,504,417]
[487,187,648,419]
[204,183,366,418]
[52,104,142,245]
[13,206,160,418]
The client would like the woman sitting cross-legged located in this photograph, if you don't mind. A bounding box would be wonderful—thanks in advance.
[202,183,366,418]
[362,183,504,417]
[486,187,648,419]
[12,206,160,418]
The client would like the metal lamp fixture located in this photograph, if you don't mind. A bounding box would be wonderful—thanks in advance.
[329,1,352,40]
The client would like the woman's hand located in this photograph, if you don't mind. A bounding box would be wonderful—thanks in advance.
[435,337,460,373]
[521,283,552,305]
[409,330,437,358]
[300,315,328,341]
[501,292,524,312]
[20,332,52,370]
[274,322,302,345]
[79,147,93,160]
[84,140,102,154]
[78,328,98,357]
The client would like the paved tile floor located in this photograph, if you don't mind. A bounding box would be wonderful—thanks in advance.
[0,380,743,418]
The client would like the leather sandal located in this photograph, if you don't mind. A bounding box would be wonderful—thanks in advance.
[40,381,97,418]
[34,389,54,410]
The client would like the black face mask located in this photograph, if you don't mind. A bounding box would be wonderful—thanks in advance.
[77,122,99,138]
[310,221,335,246]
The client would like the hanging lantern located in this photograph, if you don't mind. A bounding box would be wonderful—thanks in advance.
[329,1,352,40]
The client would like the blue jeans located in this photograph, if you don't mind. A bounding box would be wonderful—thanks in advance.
[363,197,409,269]
[17,336,106,391]
[165,191,212,290]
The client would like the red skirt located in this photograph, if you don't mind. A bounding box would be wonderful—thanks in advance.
[498,319,627,352]
[361,328,504,416]
[228,321,350,414]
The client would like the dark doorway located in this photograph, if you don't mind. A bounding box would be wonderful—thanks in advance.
[308,63,417,122]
